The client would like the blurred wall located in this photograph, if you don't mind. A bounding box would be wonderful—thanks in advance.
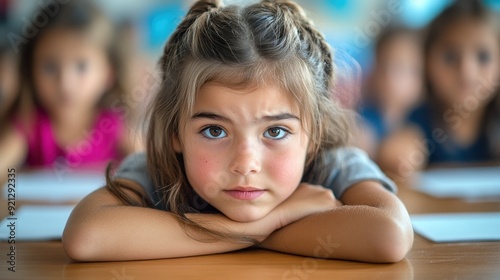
[3,0,500,72]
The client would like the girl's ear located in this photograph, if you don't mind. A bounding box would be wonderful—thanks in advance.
[172,135,183,153]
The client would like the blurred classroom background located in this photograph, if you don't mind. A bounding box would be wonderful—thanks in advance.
[1,0,500,177]
[6,0,499,78]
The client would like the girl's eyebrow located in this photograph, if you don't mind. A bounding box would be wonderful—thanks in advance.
[191,112,300,123]
[191,112,230,122]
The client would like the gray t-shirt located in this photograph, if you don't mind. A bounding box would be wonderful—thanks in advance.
[114,147,396,211]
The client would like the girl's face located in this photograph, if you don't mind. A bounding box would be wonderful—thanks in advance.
[33,28,112,118]
[427,18,500,107]
[175,82,310,222]
[375,35,423,109]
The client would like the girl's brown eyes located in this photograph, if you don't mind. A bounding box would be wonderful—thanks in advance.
[441,49,492,66]
[264,127,290,140]
[442,50,458,65]
[200,126,226,139]
[477,49,491,65]
[199,126,291,141]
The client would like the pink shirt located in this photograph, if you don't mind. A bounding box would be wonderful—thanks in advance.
[18,109,124,168]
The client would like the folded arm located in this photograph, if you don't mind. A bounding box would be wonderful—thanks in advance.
[258,181,414,263]
[63,180,280,262]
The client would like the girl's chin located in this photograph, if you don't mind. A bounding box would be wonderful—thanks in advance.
[223,208,270,223]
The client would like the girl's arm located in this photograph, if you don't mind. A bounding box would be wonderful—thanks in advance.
[377,126,427,179]
[63,183,269,261]
[62,180,336,261]
[258,181,414,263]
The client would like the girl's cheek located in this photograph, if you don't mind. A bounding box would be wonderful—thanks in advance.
[265,149,305,190]
[265,136,308,188]
[201,157,223,181]
[186,150,226,193]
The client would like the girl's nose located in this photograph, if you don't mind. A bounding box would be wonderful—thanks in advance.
[58,66,77,96]
[458,55,479,83]
[230,141,261,176]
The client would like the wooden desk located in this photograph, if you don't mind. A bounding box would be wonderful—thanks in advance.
[1,186,499,280]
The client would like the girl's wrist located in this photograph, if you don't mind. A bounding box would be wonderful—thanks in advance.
[185,213,275,241]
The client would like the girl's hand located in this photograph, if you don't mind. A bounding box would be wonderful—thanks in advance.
[208,183,342,243]
[270,183,342,230]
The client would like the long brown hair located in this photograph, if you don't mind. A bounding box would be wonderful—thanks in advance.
[107,0,353,243]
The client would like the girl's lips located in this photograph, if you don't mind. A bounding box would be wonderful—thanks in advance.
[224,189,266,200]
[229,186,263,192]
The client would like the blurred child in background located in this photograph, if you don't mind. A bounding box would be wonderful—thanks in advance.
[379,0,500,178]
[0,1,138,175]
[357,27,423,159]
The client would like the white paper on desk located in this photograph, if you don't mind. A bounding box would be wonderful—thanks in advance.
[411,212,500,242]
[414,166,500,199]
[0,205,75,241]
[2,170,105,202]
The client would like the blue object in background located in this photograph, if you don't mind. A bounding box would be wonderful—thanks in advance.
[319,0,358,19]
[400,0,452,28]
[484,0,500,10]
[401,0,500,28]
[143,3,185,51]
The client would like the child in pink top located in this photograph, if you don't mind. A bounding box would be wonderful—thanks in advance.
[21,109,123,168]
[0,1,135,173]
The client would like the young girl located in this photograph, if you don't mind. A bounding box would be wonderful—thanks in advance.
[358,27,423,158]
[0,1,135,173]
[379,0,500,178]
[63,0,413,263]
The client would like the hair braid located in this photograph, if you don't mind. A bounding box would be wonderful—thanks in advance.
[266,0,333,92]
[265,1,352,181]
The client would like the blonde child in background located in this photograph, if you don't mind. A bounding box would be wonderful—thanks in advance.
[0,1,138,174]
[358,27,423,159]
[63,0,413,263]
[379,0,500,178]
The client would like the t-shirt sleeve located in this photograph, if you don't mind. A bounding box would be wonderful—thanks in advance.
[318,147,397,198]
[113,152,160,207]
